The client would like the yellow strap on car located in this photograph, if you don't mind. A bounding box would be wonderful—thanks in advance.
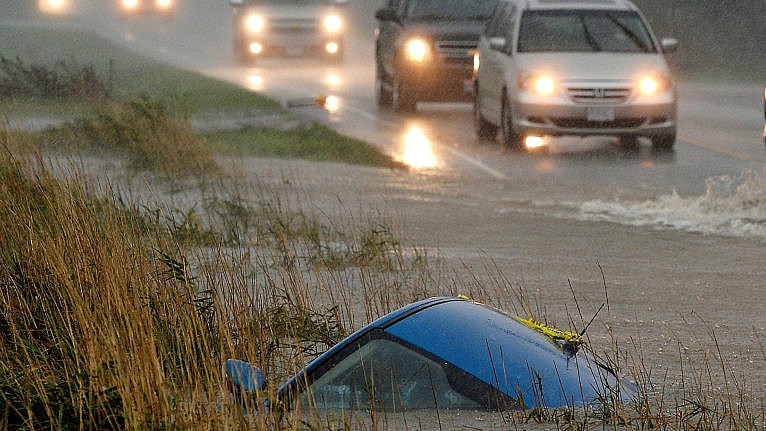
[513,316,584,347]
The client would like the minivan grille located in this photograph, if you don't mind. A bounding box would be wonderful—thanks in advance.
[567,86,632,104]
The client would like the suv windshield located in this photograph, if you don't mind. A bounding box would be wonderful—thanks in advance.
[517,10,657,53]
[406,0,497,20]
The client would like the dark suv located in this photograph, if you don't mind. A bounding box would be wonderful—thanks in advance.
[374,0,498,112]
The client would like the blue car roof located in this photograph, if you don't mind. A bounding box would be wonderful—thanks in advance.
[280,297,634,408]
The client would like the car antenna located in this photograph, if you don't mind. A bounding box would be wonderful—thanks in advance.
[580,302,605,337]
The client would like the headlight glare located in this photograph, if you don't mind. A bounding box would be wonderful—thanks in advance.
[405,38,430,63]
[246,15,265,33]
[324,15,342,33]
[156,0,172,10]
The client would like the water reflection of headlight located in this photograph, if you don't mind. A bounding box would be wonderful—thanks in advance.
[324,73,342,89]
[323,96,340,113]
[403,126,437,169]
[39,0,70,14]
[247,74,264,90]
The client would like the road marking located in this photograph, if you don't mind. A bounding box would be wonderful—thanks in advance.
[680,137,764,163]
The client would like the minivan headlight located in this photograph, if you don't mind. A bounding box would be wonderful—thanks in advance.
[404,38,430,63]
[638,75,670,96]
[520,74,557,96]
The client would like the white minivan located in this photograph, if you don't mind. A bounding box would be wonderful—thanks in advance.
[473,0,678,151]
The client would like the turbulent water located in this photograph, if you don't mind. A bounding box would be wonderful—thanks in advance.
[566,168,766,240]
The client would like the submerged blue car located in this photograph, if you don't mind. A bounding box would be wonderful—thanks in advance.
[226,297,637,411]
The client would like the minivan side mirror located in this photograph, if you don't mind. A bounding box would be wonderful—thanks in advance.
[375,8,397,21]
[488,37,507,52]
[660,38,678,54]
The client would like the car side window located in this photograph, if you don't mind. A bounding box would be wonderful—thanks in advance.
[296,337,481,410]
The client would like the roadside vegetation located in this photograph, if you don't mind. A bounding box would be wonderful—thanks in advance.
[0,26,399,171]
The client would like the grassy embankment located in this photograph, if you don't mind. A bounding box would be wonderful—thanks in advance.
[0,26,400,173]
[0,25,764,430]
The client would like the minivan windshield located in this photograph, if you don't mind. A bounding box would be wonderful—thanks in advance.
[406,0,497,21]
[517,10,657,53]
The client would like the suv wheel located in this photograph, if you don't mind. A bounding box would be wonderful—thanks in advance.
[376,64,393,107]
[393,69,417,113]
[651,131,676,151]
[473,86,498,140]
[501,95,524,151]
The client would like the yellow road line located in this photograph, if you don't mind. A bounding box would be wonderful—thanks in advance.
[680,137,764,163]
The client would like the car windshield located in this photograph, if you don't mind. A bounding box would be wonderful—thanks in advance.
[517,10,657,53]
[406,0,497,20]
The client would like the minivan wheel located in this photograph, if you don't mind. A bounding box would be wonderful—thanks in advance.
[393,70,417,113]
[473,87,498,140]
[501,95,524,151]
[375,65,393,108]
[651,131,676,151]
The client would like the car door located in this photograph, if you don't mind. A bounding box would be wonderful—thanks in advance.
[477,2,517,123]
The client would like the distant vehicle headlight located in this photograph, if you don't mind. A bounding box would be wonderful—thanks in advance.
[324,15,342,33]
[156,0,173,10]
[121,0,140,11]
[520,74,557,96]
[38,0,70,14]
[246,15,265,33]
[404,38,430,63]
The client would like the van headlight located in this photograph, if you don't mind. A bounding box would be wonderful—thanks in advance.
[404,38,430,63]
[324,15,342,33]
[246,14,265,33]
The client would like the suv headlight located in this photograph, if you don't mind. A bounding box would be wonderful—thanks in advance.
[324,15,343,33]
[246,14,265,33]
[404,38,430,63]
